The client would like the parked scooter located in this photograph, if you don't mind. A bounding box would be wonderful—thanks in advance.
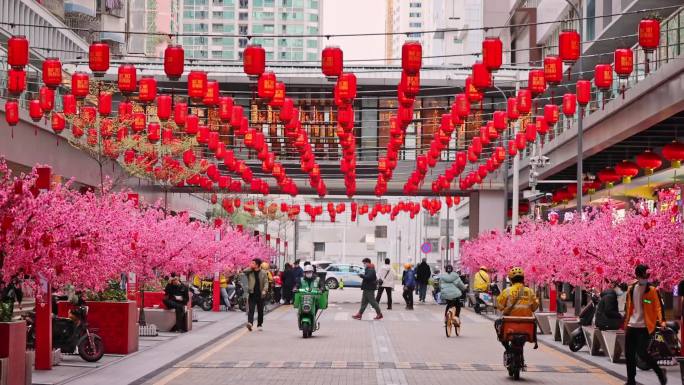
[569,293,600,352]
[189,284,212,311]
[25,306,105,362]
[191,281,246,312]
[637,321,681,370]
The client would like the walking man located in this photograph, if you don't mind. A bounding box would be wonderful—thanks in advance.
[624,264,667,385]
[352,258,383,320]
[244,258,269,331]
[416,258,431,303]
[402,263,416,310]
[375,258,396,310]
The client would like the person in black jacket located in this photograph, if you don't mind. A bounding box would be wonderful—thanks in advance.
[281,263,296,304]
[163,274,190,332]
[416,259,431,303]
[594,283,625,331]
[352,258,383,320]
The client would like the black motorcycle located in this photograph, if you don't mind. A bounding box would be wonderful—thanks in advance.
[637,321,681,370]
[569,293,599,352]
[191,282,246,312]
[26,306,105,362]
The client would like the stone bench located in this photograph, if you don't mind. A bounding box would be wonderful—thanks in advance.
[553,317,579,344]
[534,312,556,335]
[143,307,193,333]
[581,326,604,356]
[597,329,625,363]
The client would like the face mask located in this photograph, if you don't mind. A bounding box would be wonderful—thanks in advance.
[638,279,648,285]
[615,288,623,296]
[304,273,313,279]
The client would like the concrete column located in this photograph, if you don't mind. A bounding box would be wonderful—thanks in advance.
[469,190,506,239]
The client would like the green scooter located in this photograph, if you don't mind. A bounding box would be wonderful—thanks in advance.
[293,270,328,338]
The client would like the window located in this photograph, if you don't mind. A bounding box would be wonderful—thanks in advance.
[239,12,248,20]
[253,0,274,6]
[253,24,274,34]
[306,39,317,49]
[253,11,274,19]
[426,238,439,253]
[309,0,318,8]
[409,12,421,17]
[375,225,387,238]
[377,252,387,263]
[238,38,248,48]
[326,265,338,272]
[409,2,421,7]
[409,22,422,28]
[239,25,248,35]
[440,219,454,237]
[313,242,325,252]
[307,26,318,34]
[424,212,439,226]
[212,23,224,32]
[308,13,318,22]
[239,0,248,8]
[306,52,316,61]
[350,266,362,274]
[407,32,420,38]
[211,50,223,58]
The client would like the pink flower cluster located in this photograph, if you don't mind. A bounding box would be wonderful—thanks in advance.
[461,205,684,289]
[0,159,273,292]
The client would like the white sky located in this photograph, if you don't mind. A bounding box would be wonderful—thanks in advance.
[322,0,387,64]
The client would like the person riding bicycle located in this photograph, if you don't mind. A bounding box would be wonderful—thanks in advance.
[296,265,320,291]
[439,265,467,321]
[473,266,491,313]
[496,267,539,351]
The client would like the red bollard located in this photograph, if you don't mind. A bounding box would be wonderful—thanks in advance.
[35,283,53,370]
[549,286,557,313]
[212,273,221,312]
[126,272,138,301]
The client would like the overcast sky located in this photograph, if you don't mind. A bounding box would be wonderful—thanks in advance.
[322,0,387,64]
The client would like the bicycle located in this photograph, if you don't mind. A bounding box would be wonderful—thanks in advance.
[445,304,461,337]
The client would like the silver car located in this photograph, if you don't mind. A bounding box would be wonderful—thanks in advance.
[323,264,365,289]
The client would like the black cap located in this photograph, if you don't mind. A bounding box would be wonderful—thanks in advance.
[635,264,649,278]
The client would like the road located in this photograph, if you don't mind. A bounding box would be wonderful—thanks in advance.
[143,289,624,385]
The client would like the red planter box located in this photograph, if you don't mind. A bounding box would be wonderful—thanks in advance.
[136,291,167,309]
[0,321,27,385]
[57,301,138,355]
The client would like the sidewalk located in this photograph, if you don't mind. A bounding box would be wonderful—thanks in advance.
[31,308,259,385]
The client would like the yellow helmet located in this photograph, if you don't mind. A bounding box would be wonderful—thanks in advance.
[261,262,270,270]
[404,263,412,269]
[508,267,524,280]
[479,266,487,271]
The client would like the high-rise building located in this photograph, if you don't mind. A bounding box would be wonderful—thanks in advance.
[179,0,323,62]
[386,0,484,66]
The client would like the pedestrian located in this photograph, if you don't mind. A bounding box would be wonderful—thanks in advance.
[375,258,396,310]
[273,269,282,303]
[293,259,304,283]
[219,272,235,310]
[416,258,431,303]
[162,274,189,333]
[352,258,383,320]
[244,258,269,331]
[594,282,624,331]
[282,263,295,305]
[402,263,416,310]
[623,264,667,385]
[473,266,491,314]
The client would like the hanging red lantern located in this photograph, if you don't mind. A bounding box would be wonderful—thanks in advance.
[614,48,633,79]
[42,57,62,89]
[454,93,470,118]
[507,97,519,120]
[29,99,42,122]
[493,110,507,131]
[118,101,132,123]
[208,131,219,151]
[337,73,357,102]
[7,69,26,97]
[174,102,188,127]
[516,89,532,115]
[597,167,621,188]
[8,35,29,70]
[508,140,518,156]
[528,69,546,95]
[138,76,157,103]
[147,122,161,143]
[280,98,294,122]
[635,150,662,175]
[162,127,174,144]
[559,29,580,64]
[187,70,207,101]
[543,104,559,125]
[100,117,113,138]
[638,18,660,52]
[164,44,185,80]
[40,86,55,113]
[185,114,199,135]
[51,112,65,133]
[203,80,219,106]
[472,61,492,89]
[576,80,591,106]
[543,55,563,85]
[5,100,19,126]
[536,116,548,135]
[662,141,684,168]
[257,71,277,99]
[482,37,502,71]
[71,71,90,99]
[594,64,612,90]
[88,41,110,77]
[62,94,76,116]
[562,93,576,116]
[400,71,420,98]
[465,76,483,103]
[525,121,537,142]
[243,44,266,78]
[218,96,234,122]
[131,112,146,133]
[269,82,285,107]
[401,41,422,75]
[322,46,343,77]
[117,64,137,94]
[98,91,111,116]
[157,94,172,121]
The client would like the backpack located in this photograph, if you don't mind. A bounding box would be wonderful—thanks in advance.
[404,270,416,287]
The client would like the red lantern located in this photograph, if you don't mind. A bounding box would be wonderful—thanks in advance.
[257,71,277,99]
[185,114,199,135]
[322,46,343,77]
[638,18,660,52]
[507,97,519,120]
[5,100,19,126]
[516,89,532,114]
[187,70,207,101]
[635,150,662,175]
[482,37,502,71]
[147,122,161,143]
[173,102,188,127]
[97,91,111,116]
[576,80,591,106]
[118,101,132,122]
[493,111,507,131]
[528,69,546,95]
[40,86,55,113]
[138,76,157,103]
[472,61,492,90]
[7,69,26,97]
[597,167,620,188]
[8,35,29,70]
[525,121,537,143]
[164,44,184,80]
[543,55,563,85]
[454,93,470,118]
[132,112,146,133]
[559,29,580,63]
[269,82,285,107]
[401,41,422,75]
[243,44,266,77]
[29,99,42,122]
[543,104,559,125]
[157,94,172,121]
[562,93,576,116]
[662,141,684,168]
[337,73,357,102]
[614,48,633,79]
[218,96,234,122]
[400,71,420,98]
[117,64,137,94]
[203,80,219,106]
[465,76,482,103]
[508,140,518,156]
[536,116,548,135]
[51,112,65,133]
[594,64,612,90]
[89,41,110,77]
[71,72,90,99]
[231,105,244,128]
[42,57,62,89]
[62,94,76,116]
[280,98,294,122]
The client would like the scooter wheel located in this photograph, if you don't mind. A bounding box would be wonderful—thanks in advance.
[78,335,104,362]
[302,323,312,338]
[201,298,212,312]
[569,334,584,352]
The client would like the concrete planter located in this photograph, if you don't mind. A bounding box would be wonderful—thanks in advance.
[0,321,27,385]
